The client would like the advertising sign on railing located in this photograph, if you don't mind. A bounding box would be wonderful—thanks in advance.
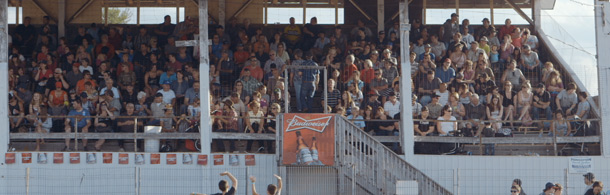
[282,113,335,166]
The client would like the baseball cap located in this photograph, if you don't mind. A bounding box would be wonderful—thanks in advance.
[535,83,545,88]
[424,44,431,48]
[482,18,490,22]
[451,13,459,17]
[54,68,62,74]
[544,182,555,191]
[584,172,595,180]
[162,80,171,85]
[368,90,380,96]
[431,94,441,98]
[137,91,147,100]
[480,36,489,42]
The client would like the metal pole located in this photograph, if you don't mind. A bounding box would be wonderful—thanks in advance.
[198,0,212,154]
[74,118,79,151]
[284,68,288,113]
[134,118,138,152]
[0,0,10,156]
[323,68,328,113]
[26,167,30,195]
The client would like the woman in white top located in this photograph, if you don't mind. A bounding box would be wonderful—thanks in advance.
[515,81,533,121]
[436,105,457,136]
[245,101,265,152]
[35,107,53,151]
[449,44,467,69]
[486,95,504,131]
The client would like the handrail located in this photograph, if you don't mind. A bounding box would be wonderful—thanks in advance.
[334,114,453,195]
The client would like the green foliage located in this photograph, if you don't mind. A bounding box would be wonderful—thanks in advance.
[102,8,133,24]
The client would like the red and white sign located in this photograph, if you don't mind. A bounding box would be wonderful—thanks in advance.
[166,154,177,165]
[197,155,208,165]
[69,153,80,164]
[5,153,15,164]
[103,153,113,164]
[285,115,333,133]
[53,153,64,164]
[213,155,224,165]
[282,114,335,166]
[21,153,32,164]
[150,154,160,164]
[245,155,256,166]
[118,153,129,164]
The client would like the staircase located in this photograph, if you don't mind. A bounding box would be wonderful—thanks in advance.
[333,115,452,195]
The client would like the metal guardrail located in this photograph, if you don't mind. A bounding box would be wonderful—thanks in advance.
[334,115,453,195]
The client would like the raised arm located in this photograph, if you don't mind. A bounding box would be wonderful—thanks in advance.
[250,176,259,195]
[220,171,238,190]
[274,174,283,195]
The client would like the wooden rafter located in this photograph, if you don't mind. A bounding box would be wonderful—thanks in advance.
[504,0,533,25]
[31,0,58,23]
[66,0,95,24]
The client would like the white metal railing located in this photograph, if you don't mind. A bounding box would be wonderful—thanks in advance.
[334,115,453,195]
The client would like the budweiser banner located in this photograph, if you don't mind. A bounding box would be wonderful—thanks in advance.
[118,153,129,164]
[103,153,113,164]
[245,155,256,166]
[166,154,177,165]
[197,155,208,165]
[282,113,335,166]
[5,153,15,164]
[53,153,64,164]
[150,154,161,164]
[22,153,32,164]
[69,153,80,164]
[213,155,224,165]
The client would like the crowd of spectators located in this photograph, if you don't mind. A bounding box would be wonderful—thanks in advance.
[5,12,593,154]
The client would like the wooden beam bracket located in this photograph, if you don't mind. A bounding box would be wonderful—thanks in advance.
[230,0,254,20]
[504,0,534,25]
[66,0,95,24]
[31,0,58,23]
[347,0,377,25]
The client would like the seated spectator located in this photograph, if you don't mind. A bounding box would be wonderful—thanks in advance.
[435,58,456,84]
[515,81,533,121]
[448,92,466,121]
[242,55,264,81]
[414,106,434,136]
[93,99,115,151]
[556,83,578,115]
[117,63,136,90]
[48,82,68,116]
[429,35,446,62]
[121,84,138,107]
[33,107,52,151]
[238,69,263,103]
[100,78,121,100]
[551,111,572,137]
[427,94,443,119]
[348,106,365,130]
[436,105,457,136]
[575,91,591,120]
[157,81,176,105]
[449,44,467,69]
[473,73,495,104]
[64,99,91,151]
[264,50,285,74]
[323,79,341,112]
[245,101,265,153]
[522,28,539,51]
[418,70,442,106]
[501,60,526,90]
[361,90,382,116]
[8,95,24,130]
[371,68,389,93]
[532,83,552,128]
[65,65,83,90]
[435,83,450,106]
[466,41,486,63]
[520,45,540,74]
[76,71,96,94]
[159,68,177,85]
[373,107,395,136]
[383,92,400,118]
[464,94,487,136]
[117,103,143,152]
[487,95,504,131]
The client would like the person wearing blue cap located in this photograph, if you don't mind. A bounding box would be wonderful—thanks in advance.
[157,80,176,105]
[540,182,556,195]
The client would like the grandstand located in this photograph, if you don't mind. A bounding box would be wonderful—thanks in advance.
[0,0,609,194]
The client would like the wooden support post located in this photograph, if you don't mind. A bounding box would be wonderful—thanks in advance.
[303,0,307,24]
[198,0,212,154]
[423,0,427,24]
[594,1,610,156]
[490,0,494,25]
[58,0,66,38]
[15,1,19,24]
[532,0,541,31]
[0,0,9,156]
[264,0,268,26]
[378,0,384,33]
[455,0,459,17]
[399,0,414,159]
[104,1,109,26]
[218,0,225,27]
[137,0,141,25]
[334,0,339,26]
[177,0,181,23]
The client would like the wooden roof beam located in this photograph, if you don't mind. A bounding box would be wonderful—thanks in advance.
[347,0,377,25]
[66,0,95,24]
[31,0,58,23]
[504,0,533,25]
[230,0,253,20]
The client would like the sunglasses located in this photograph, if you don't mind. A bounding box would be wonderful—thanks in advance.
[511,190,518,193]
[272,107,278,110]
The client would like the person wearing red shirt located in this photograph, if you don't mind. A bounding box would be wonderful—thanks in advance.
[361,59,375,84]
[342,54,358,83]
[233,44,250,65]
[498,19,515,41]
[95,34,116,60]
[242,56,264,82]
